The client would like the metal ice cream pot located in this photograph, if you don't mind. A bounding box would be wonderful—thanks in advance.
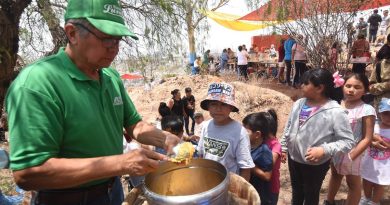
[142,159,229,205]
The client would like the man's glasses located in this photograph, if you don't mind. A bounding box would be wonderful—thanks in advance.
[73,23,122,48]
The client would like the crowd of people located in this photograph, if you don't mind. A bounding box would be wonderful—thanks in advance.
[135,71,389,205]
[1,0,390,204]
[190,9,390,92]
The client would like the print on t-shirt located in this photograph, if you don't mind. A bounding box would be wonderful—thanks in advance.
[204,137,230,158]
[369,137,390,160]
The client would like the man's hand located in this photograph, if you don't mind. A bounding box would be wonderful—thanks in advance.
[127,120,180,153]
[305,147,325,163]
[162,131,181,155]
[122,148,167,176]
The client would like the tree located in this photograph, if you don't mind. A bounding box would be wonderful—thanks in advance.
[1,0,182,112]
[0,0,32,113]
[168,0,230,70]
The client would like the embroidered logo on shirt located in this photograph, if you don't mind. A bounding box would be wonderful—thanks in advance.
[204,137,230,158]
[113,96,123,105]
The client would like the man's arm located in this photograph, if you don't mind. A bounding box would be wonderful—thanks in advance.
[13,120,179,191]
[126,120,180,153]
[13,148,166,190]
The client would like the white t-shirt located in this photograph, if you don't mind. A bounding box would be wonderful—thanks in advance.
[345,103,376,142]
[361,124,390,185]
[194,60,201,68]
[237,50,249,65]
[197,119,255,174]
[380,15,390,29]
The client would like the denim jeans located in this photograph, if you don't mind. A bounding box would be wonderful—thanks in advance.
[0,186,24,205]
[369,29,378,43]
[191,67,200,75]
[293,61,307,86]
[33,177,124,205]
[269,192,279,205]
[288,155,330,205]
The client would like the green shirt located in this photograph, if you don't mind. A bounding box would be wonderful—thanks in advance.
[6,48,141,186]
[203,52,210,65]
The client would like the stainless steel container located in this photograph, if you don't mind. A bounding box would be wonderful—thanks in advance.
[142,159,229,205]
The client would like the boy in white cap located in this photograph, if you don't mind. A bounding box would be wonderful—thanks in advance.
[197,82,254,181]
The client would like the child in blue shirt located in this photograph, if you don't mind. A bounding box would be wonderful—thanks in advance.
[243,112,274,205]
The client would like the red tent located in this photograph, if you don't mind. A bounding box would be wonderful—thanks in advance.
[359,0,390,10]
[238,0,390,21]
[252,35,288,52]
[120,73,143,80]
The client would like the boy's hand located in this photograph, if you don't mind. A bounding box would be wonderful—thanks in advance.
[305,147,325,163]
[183,135,199,142]
[281,152,287,163]
[189,135,200,142]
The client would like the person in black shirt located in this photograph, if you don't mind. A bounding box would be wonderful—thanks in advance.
[182,87,196,135]
[374,34,390,81]
[167,89,186,123]
[376,34,390,62]
[368,9,382,43]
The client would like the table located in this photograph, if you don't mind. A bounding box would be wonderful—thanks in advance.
[248,59,278,80]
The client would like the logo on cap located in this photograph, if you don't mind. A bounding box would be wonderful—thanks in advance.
[103,4,123,17]
[208,83,233,97]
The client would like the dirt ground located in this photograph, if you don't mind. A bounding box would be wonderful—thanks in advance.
[1,72,389,205]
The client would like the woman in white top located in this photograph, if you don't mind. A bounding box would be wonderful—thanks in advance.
[237,45,249,81]
[291,35,308,88]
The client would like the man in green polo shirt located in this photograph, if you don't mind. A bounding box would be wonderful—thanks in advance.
[5,0,180,204]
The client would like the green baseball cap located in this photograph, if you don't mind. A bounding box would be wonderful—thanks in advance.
[65,0,138,40]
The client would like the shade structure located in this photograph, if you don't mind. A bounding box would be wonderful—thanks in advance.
[205,10,276,31]
[358,0,390,10]
[121,73,143,80]
[238,0,390,21]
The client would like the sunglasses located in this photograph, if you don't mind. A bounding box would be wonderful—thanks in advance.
[73,23,122,48]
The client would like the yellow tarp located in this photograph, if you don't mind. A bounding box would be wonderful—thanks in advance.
[205,10,276,31]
